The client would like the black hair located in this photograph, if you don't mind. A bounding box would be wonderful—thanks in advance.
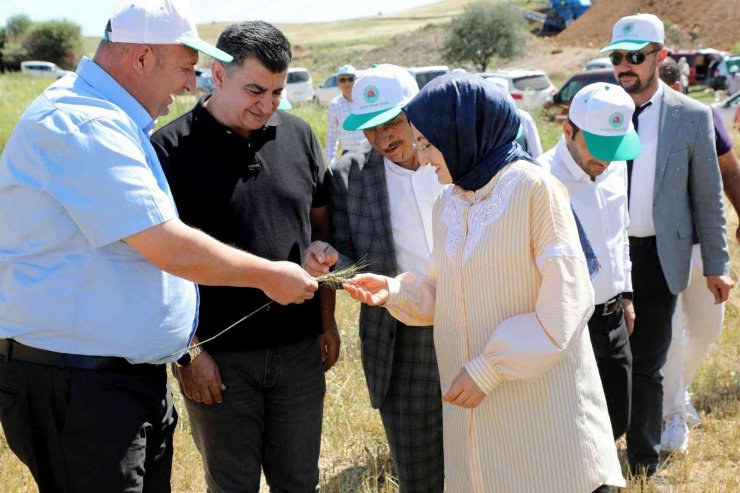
[659,56,681,86]
[567,118,580,138]
[216,21,292,74]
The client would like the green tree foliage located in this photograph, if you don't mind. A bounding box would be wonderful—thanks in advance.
[24,20,81,69]
[6,14,32,38]
[443,2,526,72]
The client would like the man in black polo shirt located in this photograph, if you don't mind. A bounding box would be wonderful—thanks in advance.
[151,21,338,492]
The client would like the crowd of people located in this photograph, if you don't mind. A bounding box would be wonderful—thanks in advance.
[0,1,737,492]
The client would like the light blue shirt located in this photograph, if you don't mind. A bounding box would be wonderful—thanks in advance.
[0,57,198,364]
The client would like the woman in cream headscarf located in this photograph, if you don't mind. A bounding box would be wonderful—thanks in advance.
[343,74,624,493]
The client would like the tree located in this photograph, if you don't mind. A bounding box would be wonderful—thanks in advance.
[24,19,81,69]
[443,2,527,72]
[6,14,32,38]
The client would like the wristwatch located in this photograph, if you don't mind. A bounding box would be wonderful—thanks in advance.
[175,344,203,368]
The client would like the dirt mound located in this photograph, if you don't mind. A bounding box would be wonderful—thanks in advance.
[555,0,740,51]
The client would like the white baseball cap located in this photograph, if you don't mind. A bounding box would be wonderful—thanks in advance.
[337,64,357,76]
[105,0,233,63]
[568,83,641,162]
[343,64,419,131]
[601,13,664,52]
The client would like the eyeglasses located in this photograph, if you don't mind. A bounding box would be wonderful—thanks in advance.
[411,141,432,152]
[338,76,355,83]
[608,47,661,66]
[365,114,407,133]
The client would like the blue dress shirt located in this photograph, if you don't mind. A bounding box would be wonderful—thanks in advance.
[0,57,198,364]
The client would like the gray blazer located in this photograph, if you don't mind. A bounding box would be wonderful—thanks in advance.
[328,145,433,409]
[652,86,729,294]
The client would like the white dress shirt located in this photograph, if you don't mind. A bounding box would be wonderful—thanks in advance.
[629,83,664,237]
[384,159,443,275]
[325,95,368,165]
[540,136,632,303]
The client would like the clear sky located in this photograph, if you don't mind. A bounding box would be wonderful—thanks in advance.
[0,0,436,36]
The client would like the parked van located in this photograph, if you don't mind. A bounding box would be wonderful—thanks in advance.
[20,61,73,79]
[478,68,557,109]
[286,67,315,103]
[407,66,449,89]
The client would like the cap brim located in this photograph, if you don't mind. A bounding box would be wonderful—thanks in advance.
[278,98,293,110]
[600,40,650,53]
[343,106,403,131]
[583,129,642,162]
[182,39,233,63]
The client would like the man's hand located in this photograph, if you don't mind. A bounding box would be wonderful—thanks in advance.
[442,367,486,409]
[343,273,391,306]
[303,241,339,277]
[318,324,341,372]
[262,261,318,305]
[706,274,734,304]
[621,298,636,336]
[177,351,225,405]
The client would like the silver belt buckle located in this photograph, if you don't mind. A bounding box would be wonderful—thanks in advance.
[602,296,621,316]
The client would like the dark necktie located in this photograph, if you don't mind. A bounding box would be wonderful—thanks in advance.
[627,101,652,201]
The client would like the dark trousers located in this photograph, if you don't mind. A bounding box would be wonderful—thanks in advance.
[0,359,175,493]
[626,243,678,474]
[378,324,444,493]
[587,305,632,439]
[181,337,325,493]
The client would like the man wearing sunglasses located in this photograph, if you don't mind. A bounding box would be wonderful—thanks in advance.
[602,13,732,478]
[324,64,368,164]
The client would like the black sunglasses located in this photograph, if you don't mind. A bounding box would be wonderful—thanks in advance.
[338,76,356,83]
[608,47,661,66]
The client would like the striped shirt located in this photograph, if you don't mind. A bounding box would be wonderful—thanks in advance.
[325,94,367,164]
[386,161,625,492]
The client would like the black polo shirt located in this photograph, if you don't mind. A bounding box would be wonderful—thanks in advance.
[151,97,327,352]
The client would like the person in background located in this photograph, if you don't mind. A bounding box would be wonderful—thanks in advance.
[658,55,740,453]
[727,65,740,96]
[0,1,317,492]
[313,64,446,493]
[343,74,624,493]
[677,56,690,94]
[602,13,732,476]
[539,82,640,441]
[152,20,335,493]
[487,75,544,157]
[325,64,368,164]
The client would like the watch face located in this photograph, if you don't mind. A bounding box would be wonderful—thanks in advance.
[176,352,192,367]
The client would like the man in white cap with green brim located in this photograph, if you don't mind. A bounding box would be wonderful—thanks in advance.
[320,63,446,492]
[325,64,368,164]
[601,12,732,478]
[0,1,320,491]
[539,83,640,450]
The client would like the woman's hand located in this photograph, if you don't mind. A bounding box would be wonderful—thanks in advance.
[443,367,486,409]
[343,273,391,306]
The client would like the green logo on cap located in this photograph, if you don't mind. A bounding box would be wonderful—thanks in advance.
[608,112,625,129]
[364,86,380,103]
[622,22,635,35]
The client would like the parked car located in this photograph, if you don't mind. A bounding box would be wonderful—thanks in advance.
[315,74,341,105]
[195,67,214,93]
[666,48,726,87]
[544,68,617,120]
[285,67,315,103]
[407,65,449,89]
[585,57,613,71]
[20,60,74,79]
[712,91,740,132]
[477,68,557,109]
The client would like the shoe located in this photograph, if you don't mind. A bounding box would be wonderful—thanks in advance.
[685,396,701,429]
[661,414,689,453]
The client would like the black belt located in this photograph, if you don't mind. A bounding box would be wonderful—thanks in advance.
[594,295,623,317]
[0,339,160,374]
[629,235,656,247]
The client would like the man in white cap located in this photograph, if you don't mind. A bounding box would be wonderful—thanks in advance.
[539,83,641,443]
[316,64,446,492]
[0,1,318,491]
[601,13,732,476]
[324,64,368,164]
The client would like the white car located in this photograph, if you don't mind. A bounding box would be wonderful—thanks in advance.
[407,65,449,89]
[285,67,315,103]
[20,60,74,79]
[315,74,342,106]
[712,91,740,132]
[585,57,613,71]
[477,69,557,110]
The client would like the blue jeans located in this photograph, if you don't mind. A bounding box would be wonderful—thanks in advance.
[181,337,325,493]
[626,243,677,474]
